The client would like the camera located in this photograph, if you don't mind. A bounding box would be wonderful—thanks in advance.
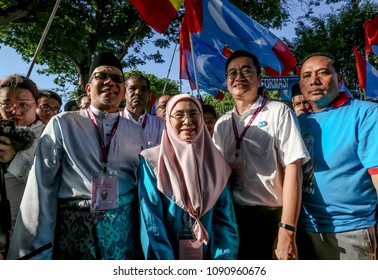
[0,120,16,137]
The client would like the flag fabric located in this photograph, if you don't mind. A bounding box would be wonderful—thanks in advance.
[353,46,378,99]
[180,0,297,96]
[130,0,183,33]
[365,15,378,55]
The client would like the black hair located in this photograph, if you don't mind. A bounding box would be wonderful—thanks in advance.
[225,50,262,76]
[38,89,62,105]
[125,73,151,91]
[299,52,341,73]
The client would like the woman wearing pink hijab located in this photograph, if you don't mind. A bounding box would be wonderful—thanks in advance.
[138,94,238,260]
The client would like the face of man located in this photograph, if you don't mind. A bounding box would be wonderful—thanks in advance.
[0,88,37,126]
[299,55,342,111]
[36,96,61,124]
[155,94,171,120]
[79,95,91,109]
[226,56,261,102]
[85,65,125,113]
[125,77,150,111]
[169,100,202,142]
[203,112,216,137]
[291,95,310,116]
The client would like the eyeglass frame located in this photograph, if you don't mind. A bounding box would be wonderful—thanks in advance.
[0,102,36,113]
[39,104,61,114]
[226,66,257,80]
[170,111,201,121]
[90,72,125,84]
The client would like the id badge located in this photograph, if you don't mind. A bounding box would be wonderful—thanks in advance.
[229,156,246,191]
[178,239,203,260]
[91,169,118,212]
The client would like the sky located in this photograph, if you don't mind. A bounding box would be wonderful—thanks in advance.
[0,1,339,104]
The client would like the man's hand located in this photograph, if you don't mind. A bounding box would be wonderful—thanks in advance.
[0,136,17,164]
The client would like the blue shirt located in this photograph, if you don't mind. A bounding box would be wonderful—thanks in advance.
[298,95,378,232]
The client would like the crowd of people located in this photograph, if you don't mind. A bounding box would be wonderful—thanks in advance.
[0,49,376,260]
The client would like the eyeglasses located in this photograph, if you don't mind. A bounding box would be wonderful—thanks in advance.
[226,67,256,80]
[40,104,61,114]
[156,104,167,110]
[91,72,125,84]
[170,112,201,121]
[0,102,35,112]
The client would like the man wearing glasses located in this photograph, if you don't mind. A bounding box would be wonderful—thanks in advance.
[36,90,62,124]
[8,52,146,260]
[0,74,44,260]
[213,50,309,260]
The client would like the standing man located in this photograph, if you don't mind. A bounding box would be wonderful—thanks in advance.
[213,50,309,260]
[123,73,164,147]
[0,74,44,259]
[297,53,378,259]
[8,52,146,260]
[291,83,310,116]
[36,90,62,124]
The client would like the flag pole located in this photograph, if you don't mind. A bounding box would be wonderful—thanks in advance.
[27,0,61,78]
[163,43,178,94]
[189,33,200,97]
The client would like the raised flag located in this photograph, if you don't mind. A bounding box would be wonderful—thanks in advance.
[364,15,378,55]
[180,0,297,96]
[353,46,378,99]
[130,0,183,33]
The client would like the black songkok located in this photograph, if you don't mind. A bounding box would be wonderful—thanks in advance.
[89,52,123,76]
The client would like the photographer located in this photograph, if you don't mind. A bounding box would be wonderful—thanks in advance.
[0,74,44,259]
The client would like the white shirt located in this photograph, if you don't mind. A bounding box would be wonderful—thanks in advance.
[7,107,146,259]
[122,109,164,148]
[213,96,310,207]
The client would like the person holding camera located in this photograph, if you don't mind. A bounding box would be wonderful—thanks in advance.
[0,74,44,259]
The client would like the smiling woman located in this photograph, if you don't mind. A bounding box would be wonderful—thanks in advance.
[138,93,239,260]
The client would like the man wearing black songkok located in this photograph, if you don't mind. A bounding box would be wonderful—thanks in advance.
[8,52,146,260]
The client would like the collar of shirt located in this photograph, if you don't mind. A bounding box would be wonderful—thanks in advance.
[328,92,351,108]
[89,105,120,119]
[232,96,264,120]
[123,108,147,124]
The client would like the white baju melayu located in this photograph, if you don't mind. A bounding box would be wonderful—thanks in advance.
[7,106,146,259]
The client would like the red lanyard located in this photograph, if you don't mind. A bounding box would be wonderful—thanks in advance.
[232,98,267,150]
[87,108,120,165]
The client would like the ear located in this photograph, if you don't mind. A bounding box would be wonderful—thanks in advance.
[85,83,92,98]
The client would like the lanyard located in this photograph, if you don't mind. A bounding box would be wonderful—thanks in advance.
[121,110,148,129]
[232,98,267,151]
[87,108,120,168]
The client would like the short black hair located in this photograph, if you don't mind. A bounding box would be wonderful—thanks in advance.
[39,89,62,105]
[64,99,79,111]
[225,50,262,76]
[202,104,217,118]
[299,52,341,73]
[0,74,39,101]
[291,83,302,98]
[125,73,150,91]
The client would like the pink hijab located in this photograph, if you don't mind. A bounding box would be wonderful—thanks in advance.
[140,94,231,245]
